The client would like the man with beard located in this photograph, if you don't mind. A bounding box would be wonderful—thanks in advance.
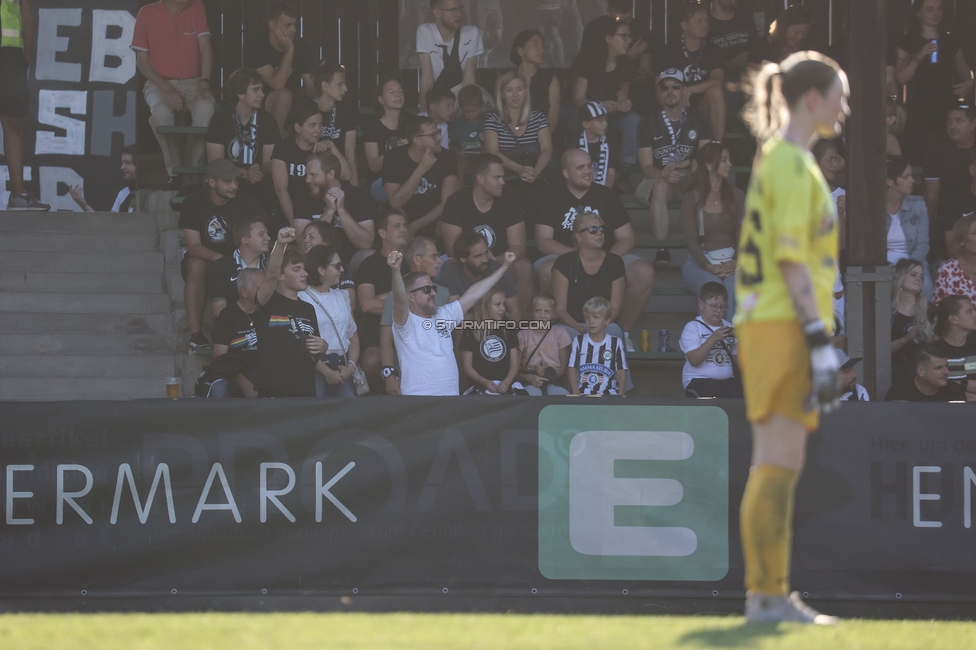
[535,148,655,351]
[304,150,375,264]
[178,159,250,351]
[69,145,138,212]
[636,68,712,268]
[378,236,451,395]
[388,246,515,396]
[439,230,520,319]
[209,216,271,318]
[440,153,532,313]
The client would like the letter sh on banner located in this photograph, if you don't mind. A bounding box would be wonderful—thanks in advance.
[0,1,137,211]
[1,398,976,608]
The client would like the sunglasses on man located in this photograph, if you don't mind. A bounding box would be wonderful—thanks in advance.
[409,285,436,294]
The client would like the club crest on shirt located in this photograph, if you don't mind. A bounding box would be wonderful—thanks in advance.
[602,350,613,362]
[481,335,506,362]
[415,177,437,195]
[207,216,229,243]
[475,224,497,249]
[560,205,599,232]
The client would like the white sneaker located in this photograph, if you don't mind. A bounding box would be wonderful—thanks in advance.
[745,591,838,625]
[624,332,636,353]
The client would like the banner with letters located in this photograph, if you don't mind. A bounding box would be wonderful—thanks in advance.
[0,0,137,211]
[1,398,975,603]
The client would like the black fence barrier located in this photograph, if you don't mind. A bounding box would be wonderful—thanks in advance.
[1,398,974,604]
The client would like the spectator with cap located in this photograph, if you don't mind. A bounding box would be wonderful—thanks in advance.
[70,145,138,213]
[656,1,726,142]
[208,216,270,319]
[178,158,250,351]
[636,68,712,269]
[836,350,869,401]
[132,0,216,191]
[886,344,966,402]
[576,101,618,189]
[387,247,516,397]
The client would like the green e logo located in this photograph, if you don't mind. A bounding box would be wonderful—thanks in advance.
[538,405,729,581]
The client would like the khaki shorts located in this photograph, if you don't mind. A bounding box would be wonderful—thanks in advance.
[635,175,691,204]
[737,319,819,431]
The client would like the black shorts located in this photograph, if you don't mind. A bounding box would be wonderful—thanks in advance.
[0,47,29,118]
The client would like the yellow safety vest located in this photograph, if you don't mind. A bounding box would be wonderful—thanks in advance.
[0,0,24,50]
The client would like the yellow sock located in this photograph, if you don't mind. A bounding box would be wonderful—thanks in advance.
[740,463,799,596]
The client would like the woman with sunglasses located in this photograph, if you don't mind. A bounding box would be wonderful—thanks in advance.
[680,141,744,317]
[299,245,360,397]
[570,15,640,165]
[551,212,626,340]
[885,157,932,297]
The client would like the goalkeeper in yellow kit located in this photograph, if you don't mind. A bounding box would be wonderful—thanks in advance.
[735,51,849,625]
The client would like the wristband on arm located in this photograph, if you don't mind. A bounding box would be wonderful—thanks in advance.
[801,319,831,349]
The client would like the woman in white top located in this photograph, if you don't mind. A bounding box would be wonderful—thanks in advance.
[300,245,360,397]
[885,157,932,297]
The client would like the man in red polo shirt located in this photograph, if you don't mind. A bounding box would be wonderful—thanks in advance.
[132,0,216,190]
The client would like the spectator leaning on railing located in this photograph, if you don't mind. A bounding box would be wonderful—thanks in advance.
[388,248,515,396]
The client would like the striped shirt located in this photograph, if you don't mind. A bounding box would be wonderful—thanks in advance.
[569,333,628,395]
[483,110,548,152]
[931,338,976,383]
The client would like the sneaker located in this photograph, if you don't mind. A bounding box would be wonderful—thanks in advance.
[7,193,51,211]
[624,332,636,353]
[653,248,671,270]
[189,332,211,352]
[745,591,838,625]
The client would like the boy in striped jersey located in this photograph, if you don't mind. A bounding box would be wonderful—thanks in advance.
[568,296,628,396]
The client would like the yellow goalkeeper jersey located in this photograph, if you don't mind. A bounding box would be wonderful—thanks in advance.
[734,135,838,329]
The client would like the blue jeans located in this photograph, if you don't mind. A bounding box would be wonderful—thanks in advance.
[682,256,736,319]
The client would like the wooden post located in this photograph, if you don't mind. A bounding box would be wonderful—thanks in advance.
[845,0,891,400]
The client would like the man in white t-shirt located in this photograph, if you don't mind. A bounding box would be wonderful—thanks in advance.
[837,350,869,401]
[388,247,515,395]
[416,0,483,110]
[679,282,742,398]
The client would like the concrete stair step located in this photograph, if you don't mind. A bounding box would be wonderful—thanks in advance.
[0,378,176,401]
[1,211,158,234]
[0,333,175,356]
[0,251,164,273]
[0,292,170,314]
[0,355,176,378]
[0,271,165,294]
[0,312,174,335]
[0,232,158,252]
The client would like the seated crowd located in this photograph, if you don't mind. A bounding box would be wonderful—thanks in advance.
[131,0,974,402]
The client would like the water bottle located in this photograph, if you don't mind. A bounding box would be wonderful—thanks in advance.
[930,39,938,64]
